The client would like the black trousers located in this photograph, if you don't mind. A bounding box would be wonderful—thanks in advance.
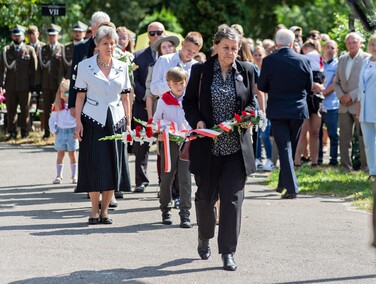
[133,142,150,186]
[271,118,303,194]
[195,151,246,254]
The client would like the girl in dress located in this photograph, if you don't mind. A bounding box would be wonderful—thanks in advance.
[48,78,79,184]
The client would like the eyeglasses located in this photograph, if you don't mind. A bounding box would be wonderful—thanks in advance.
[148,30,164,36]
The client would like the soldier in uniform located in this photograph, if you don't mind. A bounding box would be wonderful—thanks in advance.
[39,24,68,139]
[0,25,37,139]
[26,25,45,126]
[63,21,87,79]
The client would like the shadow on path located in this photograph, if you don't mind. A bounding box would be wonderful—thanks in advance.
[10,258,219,284]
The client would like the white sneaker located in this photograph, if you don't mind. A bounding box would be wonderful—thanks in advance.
[53,177,62,184]
[255,159,263,171]
[72,177,78,184]
[263,159,275,171]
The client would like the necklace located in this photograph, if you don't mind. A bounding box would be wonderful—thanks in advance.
[97,56,112,68]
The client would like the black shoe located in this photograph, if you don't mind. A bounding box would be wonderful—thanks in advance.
[281,192,297,199]
[21,133,29,139]
[174,198,180,209]
[180,216,192,228]
[198,238,211,260]
[115,191,124,198]
[222,254,237,271]
[88,217,100,225]
[100,217,113,224]
[275,186,284,193]
[162,212,172,225]
[134,184,145,193]
[42,133,50,140]
[5,133,17,141]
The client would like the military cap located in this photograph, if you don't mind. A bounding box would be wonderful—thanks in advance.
[27,25,39,34]
[72,21,88,32]
[47,23,61,35]
[11,24,26,36]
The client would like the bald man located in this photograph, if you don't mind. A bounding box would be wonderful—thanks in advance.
[132,22,165,192]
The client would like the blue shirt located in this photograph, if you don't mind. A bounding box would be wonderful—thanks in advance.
[323,58,339,110]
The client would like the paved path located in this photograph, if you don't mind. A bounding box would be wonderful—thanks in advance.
[0,143,375,284]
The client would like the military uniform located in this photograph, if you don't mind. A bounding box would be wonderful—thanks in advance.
[0,25,37,138]
[39,24,67,138]
[63,21,87,79]
[26,25,45,124]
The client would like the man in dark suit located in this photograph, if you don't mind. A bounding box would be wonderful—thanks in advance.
[68,11,110,116]
[258,28,313,199]
[39,24,67,139]
[132,22,165,192]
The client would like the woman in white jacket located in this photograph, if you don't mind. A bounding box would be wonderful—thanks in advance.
[358,34,376,178]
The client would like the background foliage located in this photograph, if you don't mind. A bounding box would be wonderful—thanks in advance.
[1,0,376,53]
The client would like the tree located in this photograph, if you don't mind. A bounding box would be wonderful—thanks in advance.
[274,0,349,38]
[0,0,89,47]
[176,0,251,53]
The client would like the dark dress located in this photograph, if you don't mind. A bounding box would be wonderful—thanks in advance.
[76,109,131,192]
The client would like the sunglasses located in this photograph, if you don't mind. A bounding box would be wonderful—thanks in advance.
[148,30,164,36]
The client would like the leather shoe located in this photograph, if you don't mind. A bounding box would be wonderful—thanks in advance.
[275,186,284,193]
[134,184,145,193]
[100,217,113,224]
[222,254,237,271]
[115,191,124,198]
[88,217,99,225]
[281,192,297,199]
[197,238,211,260]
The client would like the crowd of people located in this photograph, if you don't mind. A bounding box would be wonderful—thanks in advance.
[1,10,375,270]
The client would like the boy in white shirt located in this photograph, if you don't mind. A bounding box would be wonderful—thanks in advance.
[153,67,192,228]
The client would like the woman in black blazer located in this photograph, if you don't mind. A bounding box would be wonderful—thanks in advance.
[183,27,257,271]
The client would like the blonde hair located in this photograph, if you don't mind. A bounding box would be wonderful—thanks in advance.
[368,33,376,52]
[53,78,70,111]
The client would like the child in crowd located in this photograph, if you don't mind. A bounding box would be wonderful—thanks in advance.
[153,67,192,228]
[48,78,79,184]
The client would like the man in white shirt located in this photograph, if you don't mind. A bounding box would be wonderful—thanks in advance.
[150,32,203,97]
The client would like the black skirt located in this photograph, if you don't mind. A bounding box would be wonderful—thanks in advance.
[76,109,131,192]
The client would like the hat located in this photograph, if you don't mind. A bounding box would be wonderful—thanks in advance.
[72,21,88,32]
[289,26,302,32]
[47,24,61,35]
[27,25,39,34]
[151,35,180,51]
[11,24,26,36]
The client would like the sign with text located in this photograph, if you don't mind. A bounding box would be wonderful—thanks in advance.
[41,4,66,17]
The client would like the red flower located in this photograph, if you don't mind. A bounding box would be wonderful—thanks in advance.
[249,110,255,117]
[147,118,153,125]
[127,134,133,142]
[234,113,242,123]
[135,126,142,137]
[146,126,153,138]
[241,111,248,117]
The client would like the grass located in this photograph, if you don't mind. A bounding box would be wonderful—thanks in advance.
[0,130,55,146]
[268,164,374,211]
